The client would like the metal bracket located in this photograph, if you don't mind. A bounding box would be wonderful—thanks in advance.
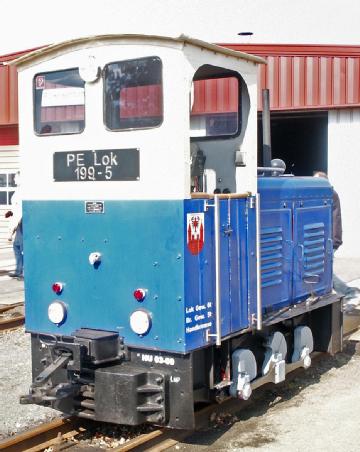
[33,353,71,387]
[251,313,257,326]
[238,373,252,400]
[204,200,215,212]
[300,347,311,368]
[223,225,233,236]
[214,379,233,390]
[274,356,286,383]
[206,328,218,343]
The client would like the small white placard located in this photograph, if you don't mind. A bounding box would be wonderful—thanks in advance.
[41,87,85,107]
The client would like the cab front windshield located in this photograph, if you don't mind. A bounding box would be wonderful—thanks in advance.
[33,68,85,135]
[103,56,163,131]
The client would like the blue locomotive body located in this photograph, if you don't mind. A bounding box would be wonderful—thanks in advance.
[23,197,253,353]
[23,200,187,352]
[23,176,333,353]
[259,176,333,307]
[15,35,342,429]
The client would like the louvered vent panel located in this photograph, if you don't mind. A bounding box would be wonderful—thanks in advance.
[303,222,325,276]
[260,226,283,288]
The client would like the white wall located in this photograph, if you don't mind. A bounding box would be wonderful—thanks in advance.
[328,109,360,258]
[1,0,360,55]
[0,146,19,244]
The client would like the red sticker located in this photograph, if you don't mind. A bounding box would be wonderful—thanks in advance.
[187,213,204,255]
[35,75,45,90]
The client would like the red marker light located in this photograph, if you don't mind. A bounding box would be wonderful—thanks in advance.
[133,288,146,302]
[52,282,63,294]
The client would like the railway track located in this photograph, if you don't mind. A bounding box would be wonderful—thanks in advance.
[0,358,330,452]
[0,417,84,452]
[0,353,341,452]
[1,315,359,452]
[0,302,25,333]
[0,314,25,333]
[0,409,214,452]
[0,303,23,314]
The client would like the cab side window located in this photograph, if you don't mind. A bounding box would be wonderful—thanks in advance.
[190,75,240,138]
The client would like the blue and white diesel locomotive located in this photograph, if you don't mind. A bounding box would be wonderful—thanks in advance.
[13,35,342,429]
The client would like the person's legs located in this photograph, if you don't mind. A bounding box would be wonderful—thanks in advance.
[13,229,23,276]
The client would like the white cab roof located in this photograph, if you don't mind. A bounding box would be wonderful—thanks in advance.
[10,34,266,69]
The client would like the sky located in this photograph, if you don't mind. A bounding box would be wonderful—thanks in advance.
[1,0,360,55]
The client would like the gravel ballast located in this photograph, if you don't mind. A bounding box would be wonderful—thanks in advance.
[0,328,154,448]
[0,328,58,440]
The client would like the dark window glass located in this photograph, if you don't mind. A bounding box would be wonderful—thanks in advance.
[0,173,16,205]
[190,76,240,138]
[34,69,85,135]
[8,191,15,204]
[8,173,16,187]
[104,57,163,130]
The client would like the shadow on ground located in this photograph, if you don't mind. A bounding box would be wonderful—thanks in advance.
[176,340,359,450]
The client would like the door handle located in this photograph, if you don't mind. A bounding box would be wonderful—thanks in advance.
[303,273,321,285]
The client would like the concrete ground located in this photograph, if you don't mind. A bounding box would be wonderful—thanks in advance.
[0,243,24,305]
[171,341,360,452]
[333,257,360,294]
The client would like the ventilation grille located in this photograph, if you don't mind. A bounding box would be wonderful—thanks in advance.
[303,222,325,277]
[260,226,283,288]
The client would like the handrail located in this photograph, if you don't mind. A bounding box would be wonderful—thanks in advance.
[191,192,251,199]
[214,195,222,345]
[255,193,262,330]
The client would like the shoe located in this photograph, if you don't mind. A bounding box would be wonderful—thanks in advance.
[8,272,21,277]
[16,275,24,281]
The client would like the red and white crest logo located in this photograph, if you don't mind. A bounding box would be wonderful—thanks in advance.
[187,213,205,255]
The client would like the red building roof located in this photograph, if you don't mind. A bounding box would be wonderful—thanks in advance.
[0,48,41,128]
[222,44,360,111]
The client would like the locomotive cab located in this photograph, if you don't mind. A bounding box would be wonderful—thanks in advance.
[13,35,342,429]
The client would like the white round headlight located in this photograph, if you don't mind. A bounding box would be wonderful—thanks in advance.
[48,301,66,324]
[129,310,151,335]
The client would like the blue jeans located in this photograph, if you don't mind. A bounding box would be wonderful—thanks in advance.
[13,228,23,276]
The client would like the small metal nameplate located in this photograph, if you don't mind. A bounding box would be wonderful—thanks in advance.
[85,201,105,214]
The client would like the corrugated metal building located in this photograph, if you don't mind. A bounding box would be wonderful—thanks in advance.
[0,50,23,243]
[0,43,359,256]
[223,44,360,110]
[224,44,360,259]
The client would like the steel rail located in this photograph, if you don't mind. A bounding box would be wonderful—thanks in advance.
[0,417,82,452]
[0,314,25,332]
[0,303,23,314]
